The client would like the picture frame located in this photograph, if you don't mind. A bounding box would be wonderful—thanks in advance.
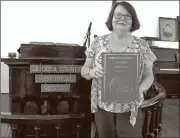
[176,16,179,41]
[159,17,178,42]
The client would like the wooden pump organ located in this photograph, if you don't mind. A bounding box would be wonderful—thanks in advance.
[1,22,167,138]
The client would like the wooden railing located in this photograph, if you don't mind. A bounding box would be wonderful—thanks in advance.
[141,82,166,138]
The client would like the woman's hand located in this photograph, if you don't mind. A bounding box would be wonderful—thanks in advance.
[89,66,104,79]
[137,86,146,106]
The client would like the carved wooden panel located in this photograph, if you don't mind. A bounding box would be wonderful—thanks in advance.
[57,101,69,113]
[24,101,38,114]
[10,67,35,97]
[11,103,21,114]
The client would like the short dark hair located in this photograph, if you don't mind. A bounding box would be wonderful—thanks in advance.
[105,1,140,32]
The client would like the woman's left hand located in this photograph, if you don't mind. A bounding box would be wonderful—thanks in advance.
[137,86,145,106]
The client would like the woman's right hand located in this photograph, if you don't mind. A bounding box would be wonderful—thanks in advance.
[89,66,104,79]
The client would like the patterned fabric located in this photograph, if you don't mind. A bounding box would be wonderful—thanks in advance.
[84,34,157,126]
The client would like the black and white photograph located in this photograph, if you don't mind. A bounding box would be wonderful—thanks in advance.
[1,1,179,138]
[159,17,178,41]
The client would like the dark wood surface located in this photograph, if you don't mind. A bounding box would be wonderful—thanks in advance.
[1,53,92,138]
[1,113,85,125]
[1,57,86,65]
[18,44,86,58]
[1,94,179,137]
[141,83,166,108]
[150,46,180,99]
[151,47,178,62]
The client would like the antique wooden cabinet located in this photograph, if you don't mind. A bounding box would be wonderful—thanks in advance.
[1,43,92,138]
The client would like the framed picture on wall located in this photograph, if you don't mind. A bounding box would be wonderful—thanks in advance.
[159,17,178,42]
[176,16,179,41]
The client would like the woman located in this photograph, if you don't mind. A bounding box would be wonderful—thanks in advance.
[81,1,157,137]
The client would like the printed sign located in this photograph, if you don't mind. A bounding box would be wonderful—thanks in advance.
[30,65,82,73]
[41,84,71,92]
[35,75,76,83]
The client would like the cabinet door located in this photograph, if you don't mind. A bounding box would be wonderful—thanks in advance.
[10,67,36,97]
[159,80,180,96]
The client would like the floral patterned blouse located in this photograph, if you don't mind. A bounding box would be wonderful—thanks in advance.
[84,34,157,126]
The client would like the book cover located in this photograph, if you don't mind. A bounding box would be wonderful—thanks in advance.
[101,52,140,102]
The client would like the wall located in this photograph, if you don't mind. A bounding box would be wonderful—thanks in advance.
[1,93,11,137]
[1,1,179,93]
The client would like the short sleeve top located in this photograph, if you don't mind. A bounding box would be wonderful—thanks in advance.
[85,34,157,126]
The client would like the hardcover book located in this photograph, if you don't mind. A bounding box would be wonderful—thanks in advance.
[101,52,140,102]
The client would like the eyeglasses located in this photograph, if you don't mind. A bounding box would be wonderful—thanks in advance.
[113,13,132,20]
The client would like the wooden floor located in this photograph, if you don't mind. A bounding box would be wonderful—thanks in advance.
[1,94,179,137]
[161,99,179,137]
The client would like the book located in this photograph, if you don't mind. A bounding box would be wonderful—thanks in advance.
[101,52,140,102]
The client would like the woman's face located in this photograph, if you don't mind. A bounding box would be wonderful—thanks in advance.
[165,24,171,32]
[112,5,132,32]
